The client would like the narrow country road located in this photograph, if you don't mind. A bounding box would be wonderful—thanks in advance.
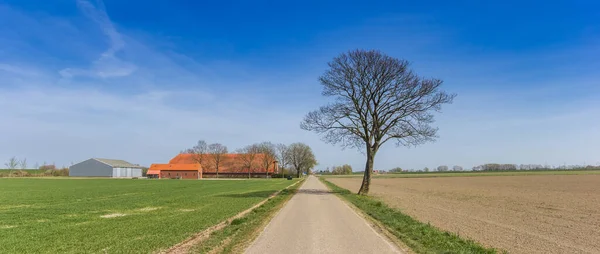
[245,176,401,254]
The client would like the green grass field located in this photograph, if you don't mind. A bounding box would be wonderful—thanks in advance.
[322,170,600,178]
[0,178,297,253]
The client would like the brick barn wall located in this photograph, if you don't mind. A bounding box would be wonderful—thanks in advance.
[160,170,199,179]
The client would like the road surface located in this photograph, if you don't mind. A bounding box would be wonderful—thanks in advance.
[245,176,401,254]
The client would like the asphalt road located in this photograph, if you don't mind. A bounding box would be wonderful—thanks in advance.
[245,176,401,254]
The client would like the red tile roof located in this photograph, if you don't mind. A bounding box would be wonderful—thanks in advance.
[163,153,277,174]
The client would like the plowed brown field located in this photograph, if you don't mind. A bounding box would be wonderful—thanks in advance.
[329,175,600,254]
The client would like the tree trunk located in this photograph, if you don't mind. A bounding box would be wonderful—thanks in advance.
[296,167,301,178]
[216,165,219,178]
[358,149,375,195]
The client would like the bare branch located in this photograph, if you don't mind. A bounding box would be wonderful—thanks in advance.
[208,143,228,178]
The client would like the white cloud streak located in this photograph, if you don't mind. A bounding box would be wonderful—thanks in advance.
[0,63,39,76]
[59,0,136,78]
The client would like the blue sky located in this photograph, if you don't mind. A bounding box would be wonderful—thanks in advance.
[1,0,599,170]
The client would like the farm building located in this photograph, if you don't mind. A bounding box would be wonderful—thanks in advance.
[148,153,278,179]
[146,163,201,179]
[69,158,145,178]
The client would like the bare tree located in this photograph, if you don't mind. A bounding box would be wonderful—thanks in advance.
[19,158,27,170]
[437,165,449,172]
[301,49,455,194]
[288,143,317,178]
[5,157,18,170]
[34,162,39,170]
[275,143,290,178]
[452,165,463,171]
[208,143,228,178]
[257,142,276,177]
[237,144,260,179]
[186,140,209,172]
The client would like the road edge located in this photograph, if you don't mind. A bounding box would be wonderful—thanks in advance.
[320,177,500,254]
[161,179,304,254]
[242,178,308,252]
[319,177,412,254]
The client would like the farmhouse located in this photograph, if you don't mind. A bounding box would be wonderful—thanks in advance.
[148,153,278,179]
[69,158,145,178]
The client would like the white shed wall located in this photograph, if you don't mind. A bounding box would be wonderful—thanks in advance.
[112,168,143,178]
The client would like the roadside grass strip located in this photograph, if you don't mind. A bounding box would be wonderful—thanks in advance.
[190,179,305,254]
[320,178,501,254]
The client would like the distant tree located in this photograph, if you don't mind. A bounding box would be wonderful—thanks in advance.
[437,165,449,172]
[342,164,352,175]
[187,140,209,172]
[34,162,39,170]
[475,163,518,171]
[257,142,276,177]
[275,144,290,178]
[19,158,27,170]
[388,167,403,173]
[288,143,317,178]
[424,167,430,172]
[5,157,18,170]
[237,144,260,178]
[208,143,228,178]
[452,165,463,171]
[301,49,455,194]
[332,164,353,175]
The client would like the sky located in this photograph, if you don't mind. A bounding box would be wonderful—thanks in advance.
[1,0,599,171]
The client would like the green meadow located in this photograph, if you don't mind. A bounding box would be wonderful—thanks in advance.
[0,178,297,253]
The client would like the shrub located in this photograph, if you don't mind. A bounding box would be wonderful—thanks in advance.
[39,165,56,170]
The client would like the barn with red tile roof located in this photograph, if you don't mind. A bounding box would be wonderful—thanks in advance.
[148,153,278,179]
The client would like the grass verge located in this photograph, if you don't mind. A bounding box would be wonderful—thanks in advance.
[190,179,305,254]
[320,178,500,254]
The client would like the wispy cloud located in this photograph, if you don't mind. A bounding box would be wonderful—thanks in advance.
[59,0,136,78]
[0,63,39,76]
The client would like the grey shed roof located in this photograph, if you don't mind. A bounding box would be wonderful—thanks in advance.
[93,158,144,168]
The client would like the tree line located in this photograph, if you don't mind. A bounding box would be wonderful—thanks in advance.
[472,163,600,171]
[315,164,353,175]
[1,156,69,177]
[184,140,317,178]
[381,163,600,173]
